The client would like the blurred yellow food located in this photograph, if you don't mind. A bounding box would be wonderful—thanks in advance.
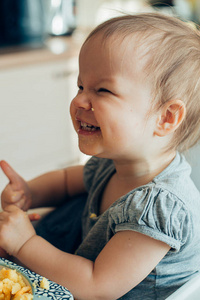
[40,277,49,290]
[0,268,33,300]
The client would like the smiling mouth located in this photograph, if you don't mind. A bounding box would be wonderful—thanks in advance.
[80,121,100,132]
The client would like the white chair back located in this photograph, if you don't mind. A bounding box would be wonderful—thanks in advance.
[166,274,200,300]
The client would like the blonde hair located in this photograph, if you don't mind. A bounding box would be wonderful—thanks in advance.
[85,13,200,152]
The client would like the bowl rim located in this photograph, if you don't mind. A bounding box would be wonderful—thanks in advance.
[0,262,35,296]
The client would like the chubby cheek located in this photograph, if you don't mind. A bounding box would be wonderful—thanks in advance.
[106,112,141,145]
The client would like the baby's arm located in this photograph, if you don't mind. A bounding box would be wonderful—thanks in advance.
[13,221,170,300]
[28,164,86,208]
[0,161,86,210]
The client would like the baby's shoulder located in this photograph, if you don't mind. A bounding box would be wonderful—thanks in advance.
[110,183,188,217]
[108,185,193,251]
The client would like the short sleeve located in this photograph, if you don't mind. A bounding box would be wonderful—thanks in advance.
[108,186,191,252]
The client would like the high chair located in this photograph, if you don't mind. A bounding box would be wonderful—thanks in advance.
[166,273,200,299]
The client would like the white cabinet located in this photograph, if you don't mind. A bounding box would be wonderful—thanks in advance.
[0,57,82,194]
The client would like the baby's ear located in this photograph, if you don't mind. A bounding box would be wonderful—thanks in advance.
[154,99,186,137]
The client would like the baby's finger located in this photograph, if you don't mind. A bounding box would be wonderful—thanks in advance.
[11,190,24,202]
[0,160,23,187]
[14,196,27,210]
[1,188,24,210]
[3,204,20,213]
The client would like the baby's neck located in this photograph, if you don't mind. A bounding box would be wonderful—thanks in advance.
[99,151,176,215]
[113,151,176,188]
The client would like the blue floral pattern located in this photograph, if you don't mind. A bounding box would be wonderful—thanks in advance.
[0,258,74,300]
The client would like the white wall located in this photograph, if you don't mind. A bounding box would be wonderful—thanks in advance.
[185,144,200,192]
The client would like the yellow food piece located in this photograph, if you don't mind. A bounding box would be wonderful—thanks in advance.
[0,269,19,283]
[89,213,97,219]
[40,277,49,290]
[11,283,21,294]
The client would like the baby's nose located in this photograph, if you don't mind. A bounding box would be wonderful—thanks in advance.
[71,93,92,111]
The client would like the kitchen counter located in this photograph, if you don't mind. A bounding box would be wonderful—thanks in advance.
[0,33,85,70]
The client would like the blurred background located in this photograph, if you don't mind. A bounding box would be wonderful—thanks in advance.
[0,0,199,47]
[0,0,200,197]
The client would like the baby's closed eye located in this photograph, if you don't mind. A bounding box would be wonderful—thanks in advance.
[98,88,112,93]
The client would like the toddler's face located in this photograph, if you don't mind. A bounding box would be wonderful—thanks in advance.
[70,34,158,160]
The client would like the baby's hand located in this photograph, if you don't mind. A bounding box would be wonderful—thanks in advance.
[0,205,36,256]
[0,161,32,211]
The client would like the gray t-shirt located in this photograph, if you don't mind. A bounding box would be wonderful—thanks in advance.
[75,152,200,299]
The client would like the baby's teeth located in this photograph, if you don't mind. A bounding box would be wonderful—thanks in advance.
[81,122,86,127]
[80,121,98,131]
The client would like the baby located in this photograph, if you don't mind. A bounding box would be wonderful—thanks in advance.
[0,12,200,300]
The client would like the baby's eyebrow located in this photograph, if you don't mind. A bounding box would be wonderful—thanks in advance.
[76,75,117,89]
[99,76,115,83]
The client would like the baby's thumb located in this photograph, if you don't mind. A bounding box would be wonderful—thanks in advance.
[0,160,23,187]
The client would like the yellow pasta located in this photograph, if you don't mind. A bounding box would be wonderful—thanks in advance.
[0,268,33,300]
